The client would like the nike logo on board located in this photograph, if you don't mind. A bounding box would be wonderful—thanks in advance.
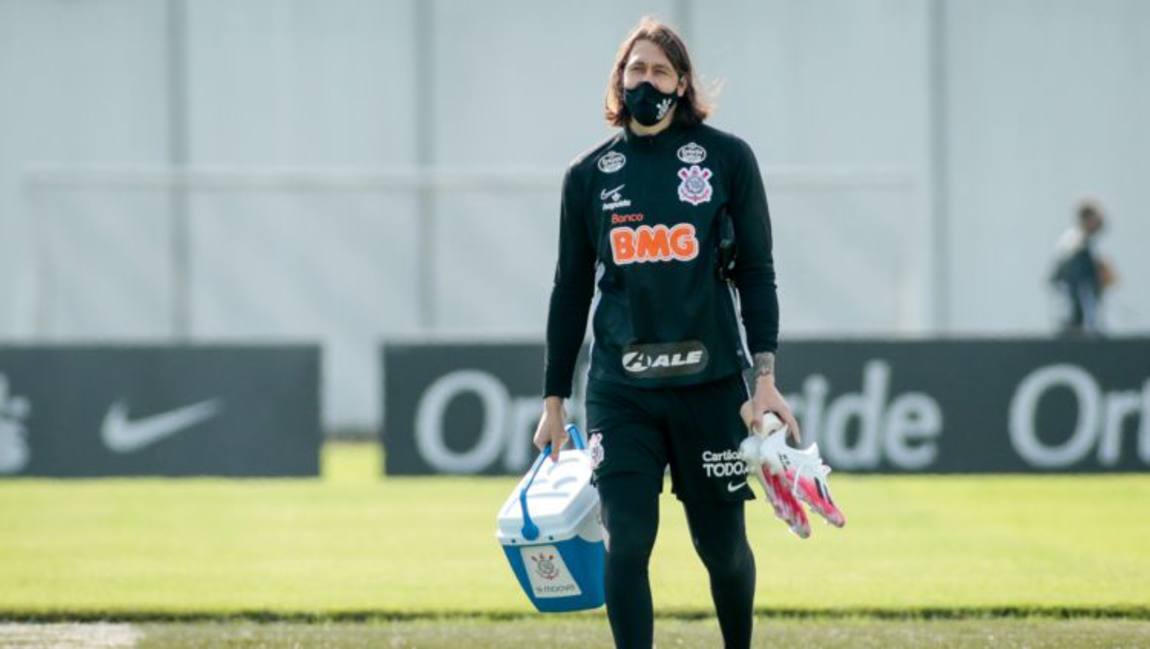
[101,399,222,453]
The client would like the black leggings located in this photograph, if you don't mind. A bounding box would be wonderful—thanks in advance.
[597,472,756,649]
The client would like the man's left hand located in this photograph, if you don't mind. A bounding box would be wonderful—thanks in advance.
[740,378,800,442]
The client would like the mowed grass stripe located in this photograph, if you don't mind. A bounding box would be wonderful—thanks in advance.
[4,619,1150,649]
[0,444,1147,618]
[2,606,1150,624]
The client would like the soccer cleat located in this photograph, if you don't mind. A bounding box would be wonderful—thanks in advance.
[740,413,845,534]
[782,468,845,528]
[753,463,811,538]
[755,426,846,529]
[740,425,811,538]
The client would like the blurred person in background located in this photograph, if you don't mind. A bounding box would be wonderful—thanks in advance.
[533,18,798,649]
[1050,199,1116,337]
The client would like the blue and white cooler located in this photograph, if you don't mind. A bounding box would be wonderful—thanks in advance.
[496,424,605,612]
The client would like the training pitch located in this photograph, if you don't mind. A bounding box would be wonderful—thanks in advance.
[1,444,1147,647]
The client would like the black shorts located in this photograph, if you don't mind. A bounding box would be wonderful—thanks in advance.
[585,374,754,503]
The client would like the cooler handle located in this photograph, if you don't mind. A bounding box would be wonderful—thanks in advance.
[519,424,585,541]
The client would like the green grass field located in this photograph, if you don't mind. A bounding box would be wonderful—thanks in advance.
[1,444,1148,646]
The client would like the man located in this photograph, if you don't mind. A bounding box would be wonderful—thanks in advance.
[532,18,798,649]
[1051,200,1115,336]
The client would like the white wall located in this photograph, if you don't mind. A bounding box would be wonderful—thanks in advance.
[945,0,1150,333]
[1,0,1147,429]
[182,0,421,430]
[0,0,170,337]
[693,0,933,333]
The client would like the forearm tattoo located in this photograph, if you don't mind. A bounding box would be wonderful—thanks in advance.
[752,352,775,380]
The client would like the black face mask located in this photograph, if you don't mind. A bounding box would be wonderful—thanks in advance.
[624,81,679,127]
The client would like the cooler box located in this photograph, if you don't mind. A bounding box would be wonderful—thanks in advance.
[496,424,605,612]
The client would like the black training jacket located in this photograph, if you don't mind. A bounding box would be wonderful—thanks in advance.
[543,121,779,398]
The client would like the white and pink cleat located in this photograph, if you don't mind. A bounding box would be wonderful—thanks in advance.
[739,413,845,538]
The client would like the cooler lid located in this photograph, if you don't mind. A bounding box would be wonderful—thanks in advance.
[496,449,598,544]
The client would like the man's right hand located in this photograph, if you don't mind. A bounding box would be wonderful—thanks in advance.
[533,396,569,462]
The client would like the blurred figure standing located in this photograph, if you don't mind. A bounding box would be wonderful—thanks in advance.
[1050,200,1116,336]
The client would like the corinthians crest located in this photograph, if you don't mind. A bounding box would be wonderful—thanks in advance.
[531,552,560,580]
[588,431,605,470]
[677,165,713,206]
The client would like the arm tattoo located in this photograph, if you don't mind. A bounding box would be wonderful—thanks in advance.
[752,352,775,380]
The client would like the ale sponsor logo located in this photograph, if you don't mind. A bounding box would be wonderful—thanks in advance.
[621,340,709,378]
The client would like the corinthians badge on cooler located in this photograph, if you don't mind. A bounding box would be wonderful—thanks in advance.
[677,165,713,206]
